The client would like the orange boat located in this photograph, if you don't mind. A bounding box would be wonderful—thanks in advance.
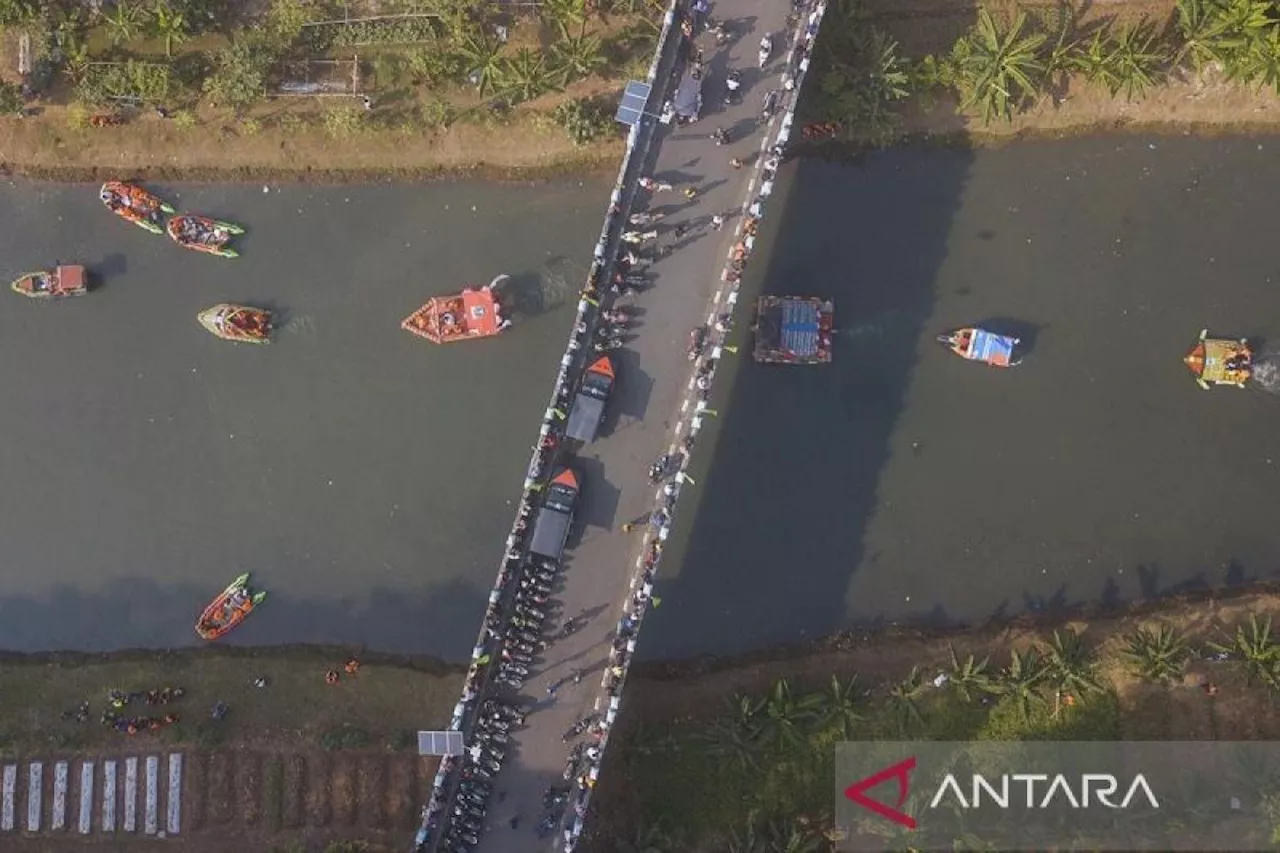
[99,181,174,235]
[402,275,511,344]
[195,572,267,641]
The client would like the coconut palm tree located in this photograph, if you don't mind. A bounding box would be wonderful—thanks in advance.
[1043,628,1104,702]
[1123,624,1190,684]
[950,8,1045,124]
[996,647,1047,720]
[815,674,865,737]
[947,645,995,702]
[1210,613,1280,687]
[551,22,606,85]
[150,2,189,58]
[887,666,928,733]
[496,47,561,103]
[104,1,145,46]
[456,31,505,95]
[1102,22,1168,101]
[759,678,821,751]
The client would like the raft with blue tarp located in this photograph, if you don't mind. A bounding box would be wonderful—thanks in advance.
[937,327,1021,368]
[753,295,834,364]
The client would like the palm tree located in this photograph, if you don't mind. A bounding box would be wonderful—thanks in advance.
[1210,613,1280,687]
[701,715,760,771]
[947,645,995,702]
[1123,624,1190,684]
[456,31,504,95]
[1102,22,1168,101]
[1173,0,1235,73]
[950,8,1045,124]
[104,1,144,46]
[758,678,821,751]
[496,47,561,103]
[815,674,865,737]
[150,2,189,58]
[1236,24,1280,92]
[1044,628,1104,703]
[887,666,928,733]
[996,647,1047,720]
[543,0,588,29]
[550,22,606,85]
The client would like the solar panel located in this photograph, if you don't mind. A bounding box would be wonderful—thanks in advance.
[417,730,464,756]
[615,80,652,126]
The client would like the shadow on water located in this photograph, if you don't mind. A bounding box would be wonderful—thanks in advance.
[641,149,975,660]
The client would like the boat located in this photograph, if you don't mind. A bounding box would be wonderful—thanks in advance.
[752,295,834,364]
[167,214,244,258]
[195,572,267,640]
[198,304,272,344]
[1184,329,1252,390]
[937,327,1021,368]
[99,181,174,235]
[401,275,512,344]
[11,264,88,299]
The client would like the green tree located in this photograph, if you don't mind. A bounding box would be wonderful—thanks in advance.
[0,80,22,115]
[202,40,269,110]
[542,0,588,29]
[1044,628,1105,702]
[1123,624,1190,684]
[1210,613,1280,687]
[950,8,1045,124]
[104,1,145,46]
[1173,0,1237,72]
[550,22,606,84]
[455,31,504,94]
[150,2,190,58]
[815,674,865,737]
[701,714,760,772]
[947,645,995,702]
[495,47,561,103]
[1101,22,1168,101]
[1235,24,1280,92]
[996,647,1048,721]
[0,0,37,27]
[758,678,821,751]
[887,665,928,733]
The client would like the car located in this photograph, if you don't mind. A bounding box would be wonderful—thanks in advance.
[528,468,581,561]
[565,356,616,444]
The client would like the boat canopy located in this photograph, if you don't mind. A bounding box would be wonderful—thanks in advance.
[966,329,1015,367]
[55,265,85,291]
[753,295,834,364]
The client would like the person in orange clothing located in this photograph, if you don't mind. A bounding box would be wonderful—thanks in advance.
[345,658,361,676]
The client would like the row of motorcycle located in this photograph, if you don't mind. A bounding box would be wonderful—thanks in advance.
[438,556,582,852]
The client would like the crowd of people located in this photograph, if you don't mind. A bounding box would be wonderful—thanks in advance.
[413,0,829,850]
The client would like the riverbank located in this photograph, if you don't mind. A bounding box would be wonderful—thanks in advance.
[592,586,1280,851]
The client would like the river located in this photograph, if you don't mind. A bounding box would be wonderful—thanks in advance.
[644,135,1280,660]
[0,177,607,657]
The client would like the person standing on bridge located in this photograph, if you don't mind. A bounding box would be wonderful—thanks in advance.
[639,176,673,193]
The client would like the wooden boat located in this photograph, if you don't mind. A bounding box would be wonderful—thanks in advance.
[99,181,174,235]
[167,214,244,258]
[195,572,267,641]
[1184,329,1252,390]
[402,275,511,344]
[11,264,88,299]
[198,304,272,344]
[752,295,834,364]
[937,327,1021,368]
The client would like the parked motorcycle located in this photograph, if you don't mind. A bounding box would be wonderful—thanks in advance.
[688,325,708,360]
[593,339,623,352]
[761,89,779,120]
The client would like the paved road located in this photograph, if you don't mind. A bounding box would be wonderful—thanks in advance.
[467,3,795,851]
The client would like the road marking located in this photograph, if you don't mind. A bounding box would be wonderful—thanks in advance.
[1,764,15,830]
[79,761,94,835]
[123,757,137,832]
[52,761,67,830]
[144,755,158,834]
[27,762,42,832]
[102,760,117,832]
[167,753,182,835]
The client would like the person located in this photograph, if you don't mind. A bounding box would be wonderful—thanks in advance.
[713,127,728,145]
[711,214,725,230]
[325,670,340,685]
[621,522,635,533]
[682,186,698,200]
[674,223,689,239]
[345,658,361,675]
[252,676,268,689]
[730,156,744,169]
[572,669,583,685]
[726,71,741,94]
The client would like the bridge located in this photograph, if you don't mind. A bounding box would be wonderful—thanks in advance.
[415,0,831,850]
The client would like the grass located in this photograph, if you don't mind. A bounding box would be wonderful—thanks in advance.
[0,647,463,757]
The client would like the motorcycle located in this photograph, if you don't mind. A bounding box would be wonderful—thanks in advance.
[479,717,510,733]
[688,325,708,360]
[459,778,492,795]
[516,604,547,621]
[518,591,549,606]
[501,651,533,666]
[474,730,509,747]
[557,617,582,638]
[596,324,624,340]
[536,813,558,838]
[543,786,570,808]
[507,641,536,656]
[648,454,672,484]
[712,127,728,146]
[455,830,480,847]
[500,663,530,678]
[563,754,580,780]
[758,34,772,68]
[563,714,597,741]
[520,579,553,596]
[593,339,623,352]
[761,89,779,120]
[709,18,730,45]
[494,675,523,690]
[463,764,494,781]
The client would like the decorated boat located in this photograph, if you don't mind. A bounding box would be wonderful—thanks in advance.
[1184,329,1252,390]
[402,275,511,344]
[937,327,1021,368]
[167,214,244,258]
[99,181,174,235]
[198,304,272,344]
[11,264,88,299]
[195,572,267,641]
[752,295,834,364]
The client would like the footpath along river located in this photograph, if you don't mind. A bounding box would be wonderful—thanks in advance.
[0,177,607,656]
[644,135,1280,660]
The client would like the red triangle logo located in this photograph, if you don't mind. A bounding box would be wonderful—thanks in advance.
[844,756,917,829]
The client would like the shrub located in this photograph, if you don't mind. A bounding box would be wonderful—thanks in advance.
[203,40,270,111]
[173,109,199,129]
[553,96,613,144]
[0,80,22,115]
[320,725,370,750]
[322,104,364,139]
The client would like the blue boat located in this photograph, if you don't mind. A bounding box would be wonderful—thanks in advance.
[937,327,1021,368]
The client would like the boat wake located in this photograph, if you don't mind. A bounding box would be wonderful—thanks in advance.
[1252,346,1280,394]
